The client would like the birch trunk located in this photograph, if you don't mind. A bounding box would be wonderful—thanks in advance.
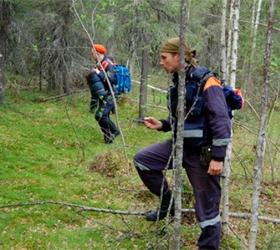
[128,36,137,78]
[222,0,240,235]
[230,0,240,86]
[248,0,275,248]
[220,0,227,80]
[129,1,141,77]
[171,0,188,249]
[252,0,263,51]
[0,53,4,104]
[138,33,149,120]
[226,0,234,83]
[221,139,232,235]
[247,0,263,91]
[251,0,257,28]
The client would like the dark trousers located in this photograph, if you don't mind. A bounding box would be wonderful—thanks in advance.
[134,140,221,250]
[95,97,119,140]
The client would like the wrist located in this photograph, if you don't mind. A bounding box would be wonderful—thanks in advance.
[158,119,170,132]
[211,157,224,162]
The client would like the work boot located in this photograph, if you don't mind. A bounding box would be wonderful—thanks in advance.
[146,207,174,221]
[113,129,120,138]
[104,134,113,144]
[104,130,120,144]
[146,193,174,221]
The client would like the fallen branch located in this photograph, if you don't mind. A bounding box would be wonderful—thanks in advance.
[226,211,280,225]
[127,97,167,111]
[39,80,167,103]
[0,201,146,216]
[0,201,279,224]
[132,80,168,94]
[40,88,87,102]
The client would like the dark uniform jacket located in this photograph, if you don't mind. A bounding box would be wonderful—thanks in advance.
[159,66,231,161]
[87,56,116,111]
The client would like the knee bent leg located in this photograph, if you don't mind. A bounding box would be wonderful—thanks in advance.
[133,160,150,172]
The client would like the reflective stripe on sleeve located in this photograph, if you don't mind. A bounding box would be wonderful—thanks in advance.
[199,214,220,228]
[183,129,203,138]
[212,138,231,146]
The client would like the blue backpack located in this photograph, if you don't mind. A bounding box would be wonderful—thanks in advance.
[112,65,132,95]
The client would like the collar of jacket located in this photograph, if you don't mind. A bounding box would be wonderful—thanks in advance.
[172,65,196,87]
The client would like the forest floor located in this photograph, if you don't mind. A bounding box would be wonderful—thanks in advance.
[0,85,279,249]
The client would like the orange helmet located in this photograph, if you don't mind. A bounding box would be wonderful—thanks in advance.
[92,44,107,55]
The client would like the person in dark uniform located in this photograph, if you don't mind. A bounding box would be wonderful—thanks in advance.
[133,37,231,250]
[87,44,119,144]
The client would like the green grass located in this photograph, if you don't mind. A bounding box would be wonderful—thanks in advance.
[0,87,279,249]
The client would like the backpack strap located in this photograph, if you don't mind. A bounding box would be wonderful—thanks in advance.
[97,57,115,71]
[189,66,214,87]
[101,60,110,70]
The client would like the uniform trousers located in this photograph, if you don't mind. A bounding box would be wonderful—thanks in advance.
[95,96,119,142]
[134,139,221,250]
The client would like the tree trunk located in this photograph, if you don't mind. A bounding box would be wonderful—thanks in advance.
[246,0,263,93]
[221,139,232,235]
[138,33,149,120]
[0,53,4,104]
[226,0,234,83]
[222,0,240,236]
[172,0,188,249]
[248,0,275,248]
[230,0,240,86]
[61,4,71,95]
[43,2,72,94]
[220,0,227,80]
[128,35,137,78]
[0,1,14,61]
[252,0,263,51]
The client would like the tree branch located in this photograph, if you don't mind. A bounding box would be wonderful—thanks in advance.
[0,201,279,224]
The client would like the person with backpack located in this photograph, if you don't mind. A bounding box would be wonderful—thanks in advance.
[86,44,120,144]
[133,37,231,250]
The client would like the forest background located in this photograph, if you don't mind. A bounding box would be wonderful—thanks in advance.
[0,0,279,249]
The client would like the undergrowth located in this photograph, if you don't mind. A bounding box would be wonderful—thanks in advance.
[0,85,279,249]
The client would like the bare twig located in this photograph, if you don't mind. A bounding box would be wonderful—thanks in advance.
[234,120,258,135]
[40,88,87,102]
[1,201,279,224]
[64,98,86,161]
[0,201,146,216]
[245,98,260,120]
[234,120,280,154]
[127,97,167,111]
[232,147,251,180]
[227,222,249,248]
[132,80,167,93]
